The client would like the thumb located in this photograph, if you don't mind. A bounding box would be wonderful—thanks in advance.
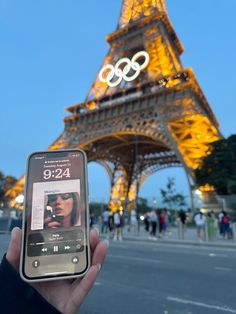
[6,227,22,271]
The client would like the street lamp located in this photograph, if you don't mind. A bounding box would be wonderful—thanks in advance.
[153,197,157,209]
[194,189,203,209]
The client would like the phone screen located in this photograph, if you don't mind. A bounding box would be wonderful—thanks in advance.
[21,150,90,281]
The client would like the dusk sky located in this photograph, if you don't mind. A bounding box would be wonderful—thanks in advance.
[0,0,235,204]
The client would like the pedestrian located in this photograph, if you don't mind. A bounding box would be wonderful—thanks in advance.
[165,209,172,235]
[221,211,231,239]
[90,212,95,228]
[194,210,206,241]
[0,227,108,314]
[143,212,150,232]
[113,210,122,241]
[130,209,138,235]
[101,207,109,235]
[159,210,166,236]
[218,209,224,237]
[149,209,158,239]
[179,209,187,226]
[206,211,217,241]
[108,210,114,239]
[179,209,187,235]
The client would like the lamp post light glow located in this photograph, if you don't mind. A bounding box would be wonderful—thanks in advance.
[140,215,144,221]
[195,189,202,196]
[153,197,157,209]
[15,195,24,204]
[194,189,203,209]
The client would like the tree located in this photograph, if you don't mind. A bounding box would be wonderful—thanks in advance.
[136,197,152,214]
[89,201,107,217]
[195,135,236,195]
[4,175,17,206]
[0,171,5,204]
[0,171,17,207]
[160,177,186,210]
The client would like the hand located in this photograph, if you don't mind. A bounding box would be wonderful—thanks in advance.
[44,216,63,228]
[6,227,108,314]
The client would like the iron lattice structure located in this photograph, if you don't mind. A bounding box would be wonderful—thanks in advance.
[11,0,221,210]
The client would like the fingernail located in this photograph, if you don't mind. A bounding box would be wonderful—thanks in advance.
[104,239,109,248]
[93,227,100,237]
[97,264,101,272]
[11,227,21,236]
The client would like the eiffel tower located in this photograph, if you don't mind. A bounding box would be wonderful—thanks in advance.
[11,0,221,211]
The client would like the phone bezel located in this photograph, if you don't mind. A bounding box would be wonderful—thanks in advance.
[20,149,90,282]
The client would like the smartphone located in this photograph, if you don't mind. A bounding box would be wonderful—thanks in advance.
[20,149,90,282]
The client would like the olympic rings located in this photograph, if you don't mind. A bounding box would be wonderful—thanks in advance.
[99,51,150,87]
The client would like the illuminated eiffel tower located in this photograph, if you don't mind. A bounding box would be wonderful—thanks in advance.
[12,0,221,211]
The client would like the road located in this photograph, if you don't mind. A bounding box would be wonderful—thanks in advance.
[80,240,236,314]
[1,234,236,314]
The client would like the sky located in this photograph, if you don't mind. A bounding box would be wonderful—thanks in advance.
[0,0,235,205]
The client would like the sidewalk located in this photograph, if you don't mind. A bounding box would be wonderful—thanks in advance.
[103,224,236,249]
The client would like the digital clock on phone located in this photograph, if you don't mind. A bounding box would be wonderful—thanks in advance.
[43,168,71,179]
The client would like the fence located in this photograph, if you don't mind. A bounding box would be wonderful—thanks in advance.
[171,220,236,244]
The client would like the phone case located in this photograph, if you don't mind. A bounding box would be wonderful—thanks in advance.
[20,149,90,282]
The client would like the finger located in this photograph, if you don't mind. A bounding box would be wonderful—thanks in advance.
[67,264,101,313]
[44,217,53,223]
[89,228,99,253]
[6,227,22,271]
[47,221,61,228]
[92,239,109,266]
[66,239,108,313]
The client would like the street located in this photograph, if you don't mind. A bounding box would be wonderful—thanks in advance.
[1,234,236,314]
[80,241,236,314]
